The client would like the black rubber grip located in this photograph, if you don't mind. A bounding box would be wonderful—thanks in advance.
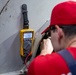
[22,4,29,29]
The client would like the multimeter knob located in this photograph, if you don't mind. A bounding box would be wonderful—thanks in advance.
[23,39,32,57]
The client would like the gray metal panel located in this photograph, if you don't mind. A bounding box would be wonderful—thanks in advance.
[0,32,24,74]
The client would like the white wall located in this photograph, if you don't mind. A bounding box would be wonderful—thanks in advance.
[0,0,66,73]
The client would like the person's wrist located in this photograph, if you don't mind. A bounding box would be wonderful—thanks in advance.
[40,49,52,55]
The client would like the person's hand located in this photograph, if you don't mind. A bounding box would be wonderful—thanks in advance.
[40,37,53,55]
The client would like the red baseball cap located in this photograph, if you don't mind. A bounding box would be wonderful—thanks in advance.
[41,1,76,34]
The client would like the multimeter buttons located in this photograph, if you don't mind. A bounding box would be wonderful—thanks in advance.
[23,39,32,57]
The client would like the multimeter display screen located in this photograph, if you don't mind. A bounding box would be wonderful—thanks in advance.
[24,33,32,38]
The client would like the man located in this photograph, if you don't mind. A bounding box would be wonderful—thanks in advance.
[27,1,76,75]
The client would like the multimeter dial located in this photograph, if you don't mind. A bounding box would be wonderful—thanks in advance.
[23,32,32,57]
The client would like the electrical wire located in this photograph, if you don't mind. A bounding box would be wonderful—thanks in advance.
[25,52,32,69]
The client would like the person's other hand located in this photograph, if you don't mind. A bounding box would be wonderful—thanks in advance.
[40,38,53,55]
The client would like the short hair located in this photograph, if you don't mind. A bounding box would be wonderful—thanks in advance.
[50,25,76,37]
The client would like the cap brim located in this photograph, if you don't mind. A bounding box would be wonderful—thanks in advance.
[41,25,50,34]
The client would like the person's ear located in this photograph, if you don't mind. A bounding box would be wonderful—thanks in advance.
[55,25,63,42]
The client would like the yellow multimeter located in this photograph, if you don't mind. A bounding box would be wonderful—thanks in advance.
[20,29,34,57]
[20,4,34,62]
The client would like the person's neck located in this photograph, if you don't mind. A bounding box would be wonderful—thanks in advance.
[66,37,76,48]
